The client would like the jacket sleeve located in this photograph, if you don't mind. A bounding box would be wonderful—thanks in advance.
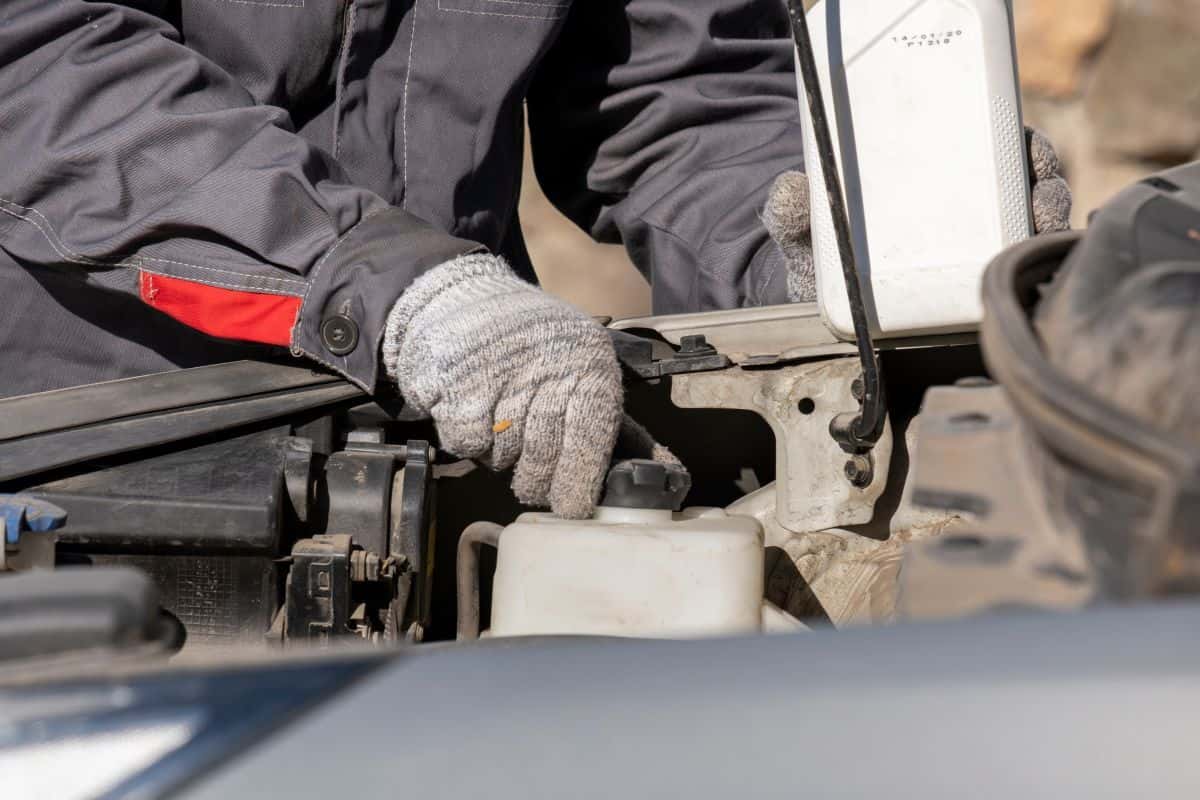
[0,1,479,391]
[527,0,804,314]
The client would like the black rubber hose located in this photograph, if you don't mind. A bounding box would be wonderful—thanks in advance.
[455,521,504,640]
[786,0,886,450]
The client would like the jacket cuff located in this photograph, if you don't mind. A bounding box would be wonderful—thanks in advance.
[745,237,792,308]
[291,207,484,391]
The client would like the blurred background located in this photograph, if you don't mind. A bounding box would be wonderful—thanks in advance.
[523,0,1200,318]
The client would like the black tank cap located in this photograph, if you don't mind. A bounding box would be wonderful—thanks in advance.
[599,459,692,511]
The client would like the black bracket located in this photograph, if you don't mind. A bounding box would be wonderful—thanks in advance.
[612,332,731,381]
[285,534,354,643]
[389,440,435,639]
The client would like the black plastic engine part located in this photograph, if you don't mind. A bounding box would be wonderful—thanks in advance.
[85,553,277,644]
[390,441,435,636]
[600,459,692,511]
[285,535,354,642]
[22,425,437,645]
[32,429,297,555]
[0,361,363,484]
[27,428,302,644]
[0,361,345,443]
[321,451,395,557]
[0,361,435,648]
[609,330,731,380]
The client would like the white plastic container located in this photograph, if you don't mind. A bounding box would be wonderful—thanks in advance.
[489,507,765,639]
[798,0,1032,339]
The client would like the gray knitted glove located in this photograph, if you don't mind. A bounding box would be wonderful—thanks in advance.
[762,170,815,304]
[383,254,624,519]
[1026,127,1073,235]
[763,127,1074,304]
[614,414,682,467]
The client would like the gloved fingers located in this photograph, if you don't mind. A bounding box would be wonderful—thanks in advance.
[762,170,817,304]
[614,414,682,466]
[762,170,812,259]
[511,382,570,509]
[486,389,530,471]
[430,395,497,461]
[548,374,624,520]
[1032,176,1073,234]
[786,242,817,304]
[1025,126,1062,183]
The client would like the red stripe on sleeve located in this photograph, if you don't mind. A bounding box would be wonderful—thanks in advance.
[139,271,302,348]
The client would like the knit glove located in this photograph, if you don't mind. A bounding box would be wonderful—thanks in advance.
[764,127,1074,304]
[383,254,624,519]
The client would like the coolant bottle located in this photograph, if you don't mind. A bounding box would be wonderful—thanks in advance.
[488,461,767,638]
[798,0,1032,339]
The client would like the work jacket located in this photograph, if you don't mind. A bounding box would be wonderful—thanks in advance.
[0,0,801,398]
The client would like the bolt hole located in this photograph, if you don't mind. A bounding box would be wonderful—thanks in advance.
[797,398,816,415]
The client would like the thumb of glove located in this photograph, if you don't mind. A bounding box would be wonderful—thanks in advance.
[763,170,816,303]
[613,414,682,467]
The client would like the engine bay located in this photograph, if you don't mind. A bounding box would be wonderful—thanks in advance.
[0,303,989,655]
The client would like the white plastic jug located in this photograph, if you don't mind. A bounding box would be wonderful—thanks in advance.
[489,505,766,639]
[797,0,1032,339]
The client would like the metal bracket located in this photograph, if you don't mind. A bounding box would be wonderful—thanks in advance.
[672,358,891,533]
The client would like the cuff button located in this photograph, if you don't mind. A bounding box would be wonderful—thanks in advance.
[320,315,359,356]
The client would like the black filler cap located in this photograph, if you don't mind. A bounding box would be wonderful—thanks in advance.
[600,459,692,511]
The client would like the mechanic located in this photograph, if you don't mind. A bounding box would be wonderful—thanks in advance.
[0,1,1070,518]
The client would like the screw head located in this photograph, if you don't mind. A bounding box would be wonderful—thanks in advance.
[677,334,714,356]
[844,455,873,488]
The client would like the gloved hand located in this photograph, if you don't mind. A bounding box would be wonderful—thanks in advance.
[763,127,1074,303]
[614,413,682,467]
[382,254,624,519]
[1025,127,1072,235]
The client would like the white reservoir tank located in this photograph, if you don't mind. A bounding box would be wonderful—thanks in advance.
[798,0,1033,339]
[486,461,768,639]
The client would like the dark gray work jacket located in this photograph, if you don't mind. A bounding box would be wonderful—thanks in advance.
[0,0,801,397]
